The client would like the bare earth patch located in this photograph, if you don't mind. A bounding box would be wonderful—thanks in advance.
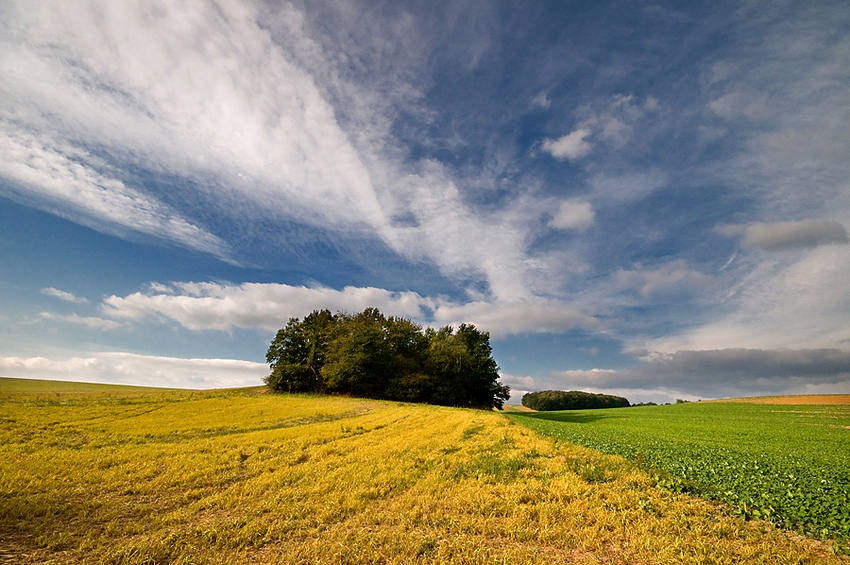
[500,403,536,412]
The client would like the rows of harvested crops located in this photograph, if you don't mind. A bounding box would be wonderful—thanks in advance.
[510,402,850,553]
[1,380,847,563]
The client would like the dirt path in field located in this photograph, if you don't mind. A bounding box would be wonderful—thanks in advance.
[500,404,536,412]
[716,394,850,405]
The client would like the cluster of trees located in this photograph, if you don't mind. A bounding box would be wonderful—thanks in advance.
[521,390,631,411]
[265,308,510,410]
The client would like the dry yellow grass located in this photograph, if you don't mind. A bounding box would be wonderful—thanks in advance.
[1,382,846,564]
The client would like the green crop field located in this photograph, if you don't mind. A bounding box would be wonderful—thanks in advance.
[2,378,848,564]
[510,402,850,552]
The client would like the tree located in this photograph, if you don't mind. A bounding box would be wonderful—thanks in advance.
[521,390,630,411]
[452,324,510,409]
[422,324,510,409]
[383,316,431,401]
[323,308,393,397]
[265,307,510,409]
[265,309,336,393]
[423,325,471,406]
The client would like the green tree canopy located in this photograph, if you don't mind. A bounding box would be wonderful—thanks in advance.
[265,309,336,393]
[521,390,631,411]
[265,308,510,409]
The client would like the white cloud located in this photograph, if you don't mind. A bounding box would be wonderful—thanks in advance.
[102,282,434,332]
[541,128,593,161]
[550,200,595,231]
[532,92,551,109]
[0,0,547,304]
[431,299,599,339]
[644,245,850,352]
[699,7,850,227]
[717,220,849,251]
[588,94,659,146]
[552,368,621,385]
[614,261,713,299]
[99,281,600,339]
[39,312,121,331]
[41,287,88,304]
[676,14,850,364]
[0,1,384,234]
[708,91,768,121]
[0,125,229,258]
[381,168,534,301]
[588,170,668,205]
[0,352,267,389]
[564,94,659,151]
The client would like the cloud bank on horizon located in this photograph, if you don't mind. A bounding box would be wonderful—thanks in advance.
[1,0,848,403]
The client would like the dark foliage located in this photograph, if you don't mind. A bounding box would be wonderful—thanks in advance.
[521,390,631,411]
[265,308,510,410]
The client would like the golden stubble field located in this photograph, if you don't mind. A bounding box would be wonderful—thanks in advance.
[1,379,847,564]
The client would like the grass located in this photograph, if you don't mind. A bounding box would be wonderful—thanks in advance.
[0,377,191,398]
[510,402,850,553]
[1,378,847,564]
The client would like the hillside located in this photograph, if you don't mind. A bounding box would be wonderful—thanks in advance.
[714,394,850,405]
[1,378,845,564]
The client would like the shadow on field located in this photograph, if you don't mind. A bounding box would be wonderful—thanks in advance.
[510,411,621,424]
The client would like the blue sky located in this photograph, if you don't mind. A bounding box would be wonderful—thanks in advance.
[1,0,849,403]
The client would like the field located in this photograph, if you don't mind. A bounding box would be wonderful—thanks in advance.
[715,395,850,405]
[1,378,848,564]
[510,401,850,553]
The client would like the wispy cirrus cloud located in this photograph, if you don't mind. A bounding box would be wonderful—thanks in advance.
[622,2,850,361]
[613,261,713,299]
[586,169,669,207]
[541,94,659,163]
[717,220,849,251]
[0,0,386,227]
[642,245,850,353]
[578,94,659,148]
[0,123,229,257]
[39,312,121,331]
[0,0,542,303]
[41,287,88,304]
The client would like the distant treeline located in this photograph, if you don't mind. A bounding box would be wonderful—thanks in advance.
[522,390,631,411]
[265,308,510,410]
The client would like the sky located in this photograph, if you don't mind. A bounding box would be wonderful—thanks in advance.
[1,0,849,404]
